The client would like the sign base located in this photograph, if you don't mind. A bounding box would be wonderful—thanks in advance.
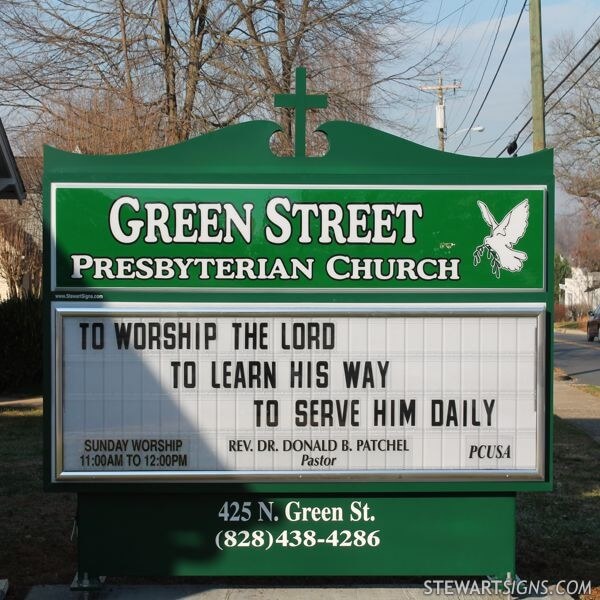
[77,493,515,580]
[70,573,105,592]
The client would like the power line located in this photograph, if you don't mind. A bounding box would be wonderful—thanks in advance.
[514,50,600,155]
[452,0,507,135]
[447,0,501,127]
[443,0,470,54]
[481,13,600,156]
[546,15,600,85]
[427,0,444,54]
[481,103,528,156]
[496,33,600,157]
[406,0,476,43]
[420,75,462,151]
[547,52,600,113]
[410,1,479,136]
[454,0,528,152]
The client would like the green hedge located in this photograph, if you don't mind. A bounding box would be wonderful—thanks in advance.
[0,297,42,393]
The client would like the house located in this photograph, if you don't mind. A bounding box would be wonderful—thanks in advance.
[0,119,36,300]
[0,117,25,201]
[560,266,600,311]
[0,206,42,299]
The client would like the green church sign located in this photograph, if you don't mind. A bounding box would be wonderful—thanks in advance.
[44,69,553,585]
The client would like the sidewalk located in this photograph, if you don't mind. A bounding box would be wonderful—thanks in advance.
[0,393,42,409]
[24,584,573,600]
[554,326,600,431]
[554,378,600,443]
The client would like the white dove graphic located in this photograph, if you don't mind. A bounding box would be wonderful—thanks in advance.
[473,199,529,277]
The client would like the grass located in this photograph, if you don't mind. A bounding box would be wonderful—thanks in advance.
[554,320,587,332]
[0,407,598,598]
[517,417,600,585]
[0,407,76,600]
[554,366,600,402]
[573,384,600,401]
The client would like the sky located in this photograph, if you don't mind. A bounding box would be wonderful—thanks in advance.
[388,0,599,161]
[2,0,596,176]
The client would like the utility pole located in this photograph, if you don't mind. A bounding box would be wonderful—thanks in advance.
[420,75,461,151]
[529,0,546,151]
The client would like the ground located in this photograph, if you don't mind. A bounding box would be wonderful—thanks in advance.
[0,408,76,599]
[0,405,598,599]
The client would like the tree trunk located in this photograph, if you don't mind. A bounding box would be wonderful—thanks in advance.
[158,0,179,144]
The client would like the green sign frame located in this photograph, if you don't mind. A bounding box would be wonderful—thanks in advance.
[44,119,554,494]
[43,74,554,582]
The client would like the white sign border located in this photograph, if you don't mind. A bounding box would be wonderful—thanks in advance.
[52,302,547,483]
[50,183,548,293]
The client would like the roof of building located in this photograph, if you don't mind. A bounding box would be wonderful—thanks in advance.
[0,117,26,201]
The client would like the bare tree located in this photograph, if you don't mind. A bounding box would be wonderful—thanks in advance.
[547,28,600,217]
[32,92,165,155]
[0,201,42,299]
[555,211,582,259]
[0,0,444,153]
[216,1,443,153]
[571,221,600,272]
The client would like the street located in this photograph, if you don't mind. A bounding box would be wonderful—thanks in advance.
[555,331,600,385]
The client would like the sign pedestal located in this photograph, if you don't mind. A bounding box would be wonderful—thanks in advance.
[77,493,515,579]
[70,573,105,592]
